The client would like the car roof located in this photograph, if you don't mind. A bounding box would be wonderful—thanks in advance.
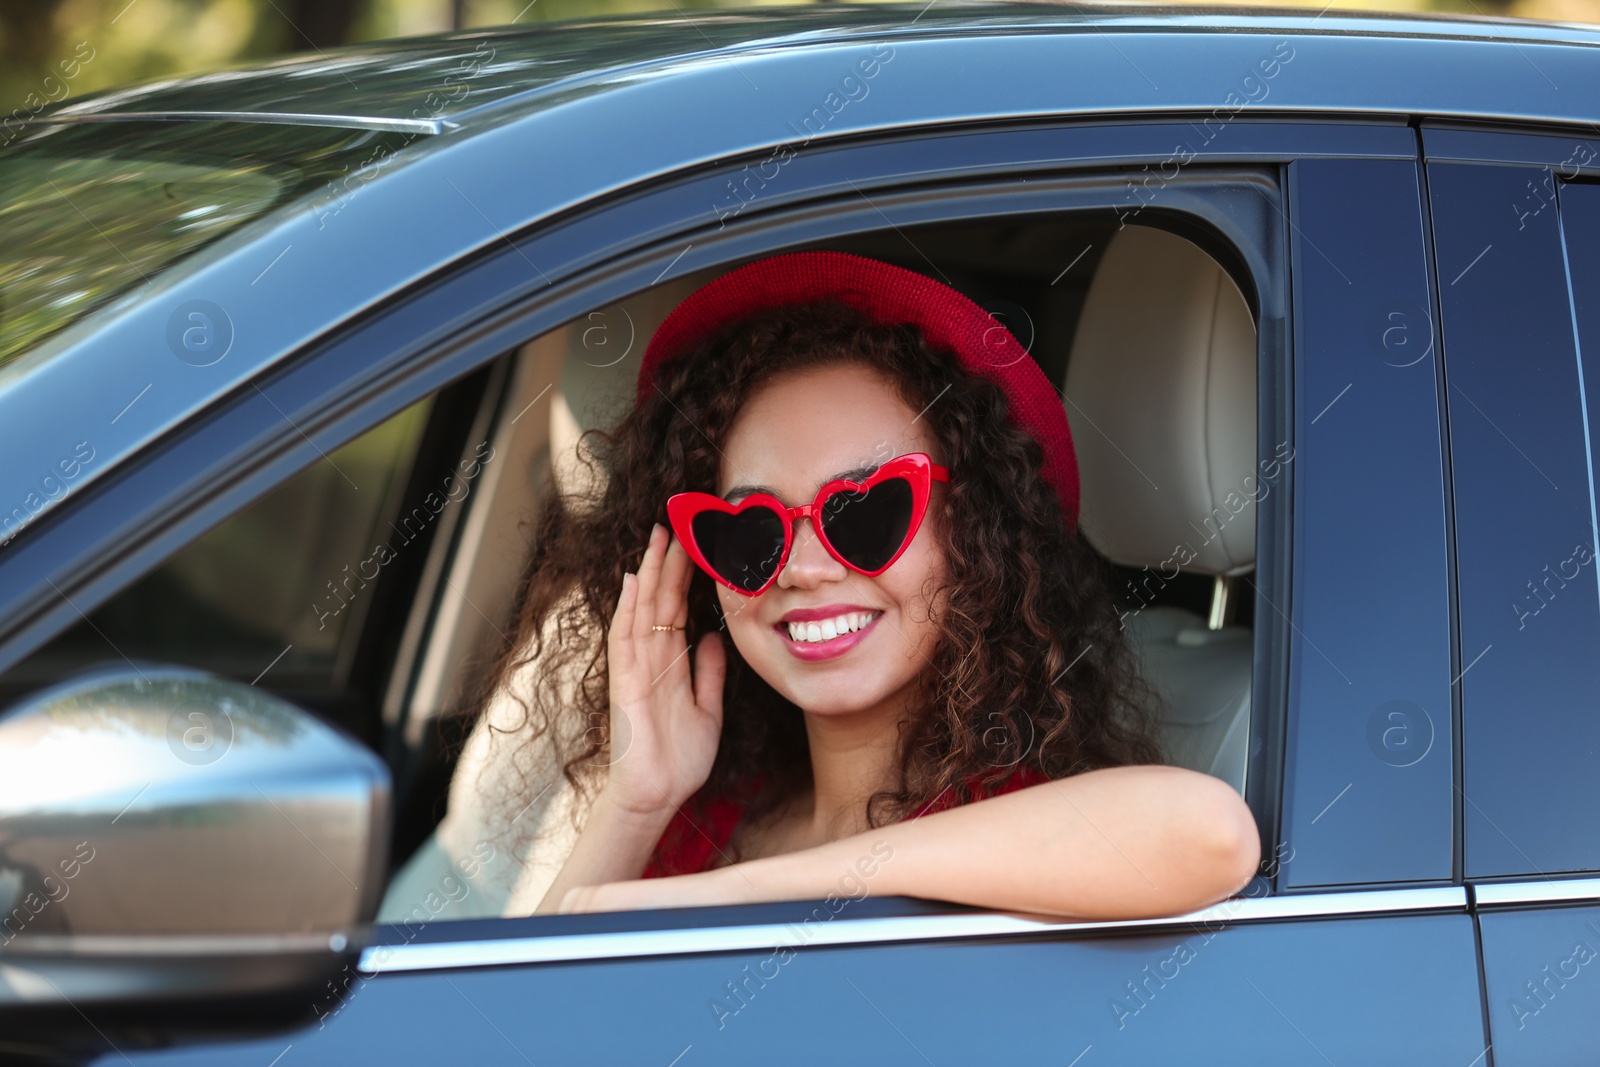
[31,0,1600,138]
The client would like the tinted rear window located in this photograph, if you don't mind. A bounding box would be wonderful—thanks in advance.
[0,119,421,370]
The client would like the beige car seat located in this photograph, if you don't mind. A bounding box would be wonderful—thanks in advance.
[1064,224,1258,793]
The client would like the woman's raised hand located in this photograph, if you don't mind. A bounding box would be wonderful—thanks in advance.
[603,523,727,818]
[532,526,726,911]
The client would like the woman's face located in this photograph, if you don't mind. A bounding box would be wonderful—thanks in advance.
[714,362,947,717]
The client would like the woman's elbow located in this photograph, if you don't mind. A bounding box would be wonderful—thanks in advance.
[1196,775,1261,901]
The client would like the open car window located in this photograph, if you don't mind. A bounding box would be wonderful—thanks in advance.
[376,213,1263,927]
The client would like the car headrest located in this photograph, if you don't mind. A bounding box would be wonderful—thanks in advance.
[1063,225,1257,577]
[548,271,718,504]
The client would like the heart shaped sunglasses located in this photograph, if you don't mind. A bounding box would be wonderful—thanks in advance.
[666,452,950,595]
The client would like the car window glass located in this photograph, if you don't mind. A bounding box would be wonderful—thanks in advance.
[1429,160,1600,878]
[0,120,422,372]
[0,398,430,730]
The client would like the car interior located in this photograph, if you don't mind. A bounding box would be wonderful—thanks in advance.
[378,215,1260,923]
[0,212,1260,929]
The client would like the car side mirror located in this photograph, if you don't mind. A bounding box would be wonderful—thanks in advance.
[0,664,390,1056]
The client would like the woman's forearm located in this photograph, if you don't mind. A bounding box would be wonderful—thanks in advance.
[735,765,1258,919]
[572,765,1259,919]
[534,790,674,914]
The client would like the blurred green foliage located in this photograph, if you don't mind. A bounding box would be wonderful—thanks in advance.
[0,0,792,125]
[0,120,418,369]
[0,151,280,362]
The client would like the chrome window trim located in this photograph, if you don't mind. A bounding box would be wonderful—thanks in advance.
[1473,877,1600,908]
[358,887,1466,974]
[16,111,443,135]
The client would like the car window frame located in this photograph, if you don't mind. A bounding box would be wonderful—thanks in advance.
[0,116,1426,951]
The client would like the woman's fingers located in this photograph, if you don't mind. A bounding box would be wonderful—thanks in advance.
[657,532,692,628]
[610,572,637,678]
[631,524,667,641]
[627,524,694,691]
[608,525,713,811]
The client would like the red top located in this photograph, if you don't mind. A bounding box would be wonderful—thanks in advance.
[641,765,1052,879]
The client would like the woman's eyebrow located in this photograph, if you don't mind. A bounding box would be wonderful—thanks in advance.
[722,462,882,503]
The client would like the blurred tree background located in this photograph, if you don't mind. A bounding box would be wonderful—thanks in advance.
[0,0,744,114]
[1,0,1595,119]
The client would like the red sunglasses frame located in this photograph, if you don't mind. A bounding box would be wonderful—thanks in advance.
[666,452,951,596]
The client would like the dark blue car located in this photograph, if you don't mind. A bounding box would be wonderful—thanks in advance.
[1,3,1599,1063]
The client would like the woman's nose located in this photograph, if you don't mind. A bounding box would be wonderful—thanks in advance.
[779,516,847,589]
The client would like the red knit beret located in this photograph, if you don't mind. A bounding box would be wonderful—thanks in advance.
[636,250,1080,534]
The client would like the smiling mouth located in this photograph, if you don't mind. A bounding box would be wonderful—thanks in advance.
[780,610,882,644]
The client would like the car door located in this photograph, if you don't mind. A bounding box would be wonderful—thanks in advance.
[325,126,1485,1067]
[0,114,1482,1066]
[1423,121,1600,1066]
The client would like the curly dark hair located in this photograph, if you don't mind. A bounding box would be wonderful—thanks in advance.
[473,295,1164,866]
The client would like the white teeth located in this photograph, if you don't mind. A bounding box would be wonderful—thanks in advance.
[785,612,880,643]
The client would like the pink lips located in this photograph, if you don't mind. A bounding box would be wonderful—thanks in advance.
[774,606,881,662]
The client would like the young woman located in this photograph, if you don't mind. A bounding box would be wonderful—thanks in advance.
[481,250,1259,919]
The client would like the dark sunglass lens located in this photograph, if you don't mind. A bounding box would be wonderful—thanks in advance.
[819,478,914,572]
[692,507,786,592]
